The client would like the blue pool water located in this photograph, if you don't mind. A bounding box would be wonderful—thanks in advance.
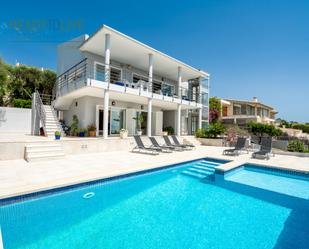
[1,159,309,249]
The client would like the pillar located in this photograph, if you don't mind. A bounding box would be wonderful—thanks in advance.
[105,33,111,85]
[31,92,40,136]
[148,54,153,92]
[177,104,181,136]
[103,90,109,139]
[178,66,182,98]
[103,33,111,139]
[198,108,202,129]
[147,98,152,136]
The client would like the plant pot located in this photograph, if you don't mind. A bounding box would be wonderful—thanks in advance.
[120,131,128,139]
[162,131,168,136]
[79,132,86,137]
[88,131,96,137]
[137,130,142,136]
[55,135,61,140]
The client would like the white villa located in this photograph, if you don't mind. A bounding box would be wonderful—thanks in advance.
[47,25,209,138]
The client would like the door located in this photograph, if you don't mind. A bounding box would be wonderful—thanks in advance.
[110,108,125,135]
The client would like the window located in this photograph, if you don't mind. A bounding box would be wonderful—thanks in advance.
[95,63,121,84]
[110,67,121,84]
[95,64,105,81]
[233,104,241,115]
[133,74,148,83]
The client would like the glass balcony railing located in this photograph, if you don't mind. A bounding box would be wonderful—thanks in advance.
[54,59,204,104]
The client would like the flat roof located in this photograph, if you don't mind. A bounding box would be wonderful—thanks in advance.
[79,25,209,81]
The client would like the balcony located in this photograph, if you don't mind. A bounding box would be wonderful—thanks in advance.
[53,59,204,110]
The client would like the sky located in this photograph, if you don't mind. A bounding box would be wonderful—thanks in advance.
[0,0,308,122]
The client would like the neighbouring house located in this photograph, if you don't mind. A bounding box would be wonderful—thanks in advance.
[45,25,209,138]
[220,97,277,125]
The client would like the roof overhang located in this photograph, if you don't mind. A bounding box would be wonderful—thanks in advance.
[79,25,209,81]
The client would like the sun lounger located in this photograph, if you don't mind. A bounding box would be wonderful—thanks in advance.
[252,137,273,160]
[149,137,173,153]
[223,137,247,156]
[132,135,160,155]
[163,136,186,151]
[171,135,195,149]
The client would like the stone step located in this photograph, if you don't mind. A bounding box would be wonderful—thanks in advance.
[26,148,64,156]
[25,143,65,162]
[26,143,61,149]
[26,152,65,162]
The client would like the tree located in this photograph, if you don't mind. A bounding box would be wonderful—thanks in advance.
[247,121,283,143]
[0,58,56,107]
[209,97,221,124]
[0,59,11,105]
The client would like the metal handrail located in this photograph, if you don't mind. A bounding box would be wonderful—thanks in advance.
[35,90,47,136]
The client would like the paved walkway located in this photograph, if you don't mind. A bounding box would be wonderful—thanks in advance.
[0,146,308,200]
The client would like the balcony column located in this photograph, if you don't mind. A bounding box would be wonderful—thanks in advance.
[148,53,153,91]
[147,98,152,136]
[198,108,202,129]
[105,33,111,85]
[103,33,111,139]
[177,104,181,136]
[147,54,153,137]
[103,90,109,139]
[177,66,182,98]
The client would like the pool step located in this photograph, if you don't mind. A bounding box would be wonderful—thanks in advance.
[181,160,218,181]
[25,143,65,162]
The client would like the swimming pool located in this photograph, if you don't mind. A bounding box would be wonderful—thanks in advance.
[1,159,308,249]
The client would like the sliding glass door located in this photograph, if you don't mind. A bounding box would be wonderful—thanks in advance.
[110,108,125,135]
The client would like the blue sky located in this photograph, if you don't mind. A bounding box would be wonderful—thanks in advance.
[0,0,308,122]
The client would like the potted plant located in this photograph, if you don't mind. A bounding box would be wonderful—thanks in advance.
[120,128,128,139]
[133,113,144,136]
[54,131,61,140]
[163,126,174,135]
[78,128,87,137]
[87,124,96,137]
[70,115,79,136]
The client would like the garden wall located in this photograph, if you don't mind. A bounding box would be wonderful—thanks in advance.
[0,107,31,133]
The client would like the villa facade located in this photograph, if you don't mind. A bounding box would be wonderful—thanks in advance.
[220,97,277,125]
[53,25,210,138]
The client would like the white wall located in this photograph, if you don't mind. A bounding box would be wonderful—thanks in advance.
[63,96,163,134]
[0,107,31,133]
[57,35,88,75]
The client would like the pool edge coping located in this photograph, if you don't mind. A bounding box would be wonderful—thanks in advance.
[0,156,230,206]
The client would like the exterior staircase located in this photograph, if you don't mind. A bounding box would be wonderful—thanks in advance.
[25,143,65,162]
[181,159,221,181]
[43,105,62,137]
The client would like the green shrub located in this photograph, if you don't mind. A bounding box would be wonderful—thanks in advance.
[287,140,305,152]
[205,122,226,138]
[70,115,79,136]
[195,122,225,138]
[12,99,32,108]
[292,123,309,134]
[195,128,205,138]
[247,122,282,143]
[163,126,174,135]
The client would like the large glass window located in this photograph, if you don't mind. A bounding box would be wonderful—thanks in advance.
[200,77,209,92]
[110,108,125,135]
